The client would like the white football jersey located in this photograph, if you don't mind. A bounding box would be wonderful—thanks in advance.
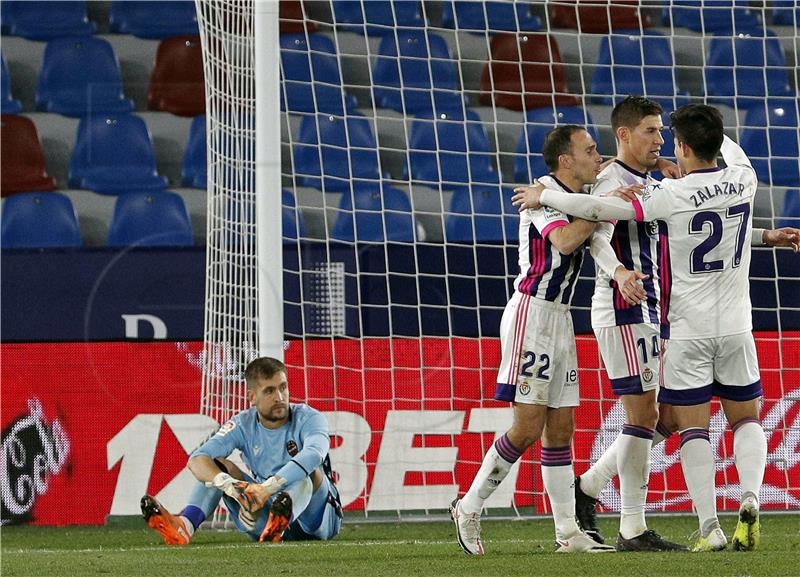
[590,160,661,329]
[633,138,758,339]
[513,174,586,304]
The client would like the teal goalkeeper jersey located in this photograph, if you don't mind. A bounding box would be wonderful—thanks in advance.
[191,403,330,487]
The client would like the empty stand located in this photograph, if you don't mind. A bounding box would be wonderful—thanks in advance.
[663,1,762,32]
[282,189,306,240]
[332,0,425,36]
[107,191,193,247]
[69,114,168,194]
[779,189,800,228]
[148,36,205,117]
[1,191,81,248]
[108,0,199,39]
[35,37,134,118]
[442,1,541,32]
[445,185,518,244]
[0,0,96,41]
[549,0,649,33]
[480,33,578,112]
[1,115,57,196]
[331,183,415,242]
[279,0,317,34]
[741,99,800,186]
[182,115,207,189]
[1,53,22,114]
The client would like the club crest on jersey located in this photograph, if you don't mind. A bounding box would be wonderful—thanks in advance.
[519,383,531,396]
[286,440,299,456]
[642,368,655,384]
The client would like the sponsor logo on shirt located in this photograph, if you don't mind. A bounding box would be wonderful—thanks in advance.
[215,420,236,437]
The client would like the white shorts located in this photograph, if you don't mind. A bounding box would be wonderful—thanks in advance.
[657,331,762,406]
[594,323,660,395]
[495,292,579,408]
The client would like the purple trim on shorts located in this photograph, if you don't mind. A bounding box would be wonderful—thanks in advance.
[181,505,205,530]
[622,424,655,440]
[712,380,763,402]
[541,446,572,467]
[679,428,710,448]
[494,382,516,402]
[656,421,673,439]
[731,416,761,434]
[611,374,645,395]
[495,433,523,464]
[658,384,713,406]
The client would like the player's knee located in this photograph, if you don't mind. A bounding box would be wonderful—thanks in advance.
[627,404,659,429]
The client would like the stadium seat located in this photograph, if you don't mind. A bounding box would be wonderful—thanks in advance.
[514,107,599,183]
[772,5,798,25]
[480,33,578,112]
[332,0,425,36]
[108,0,198,39]
[591,30,689,107]
[372,29,464,114]
[549,0,649,33]
[441,1,542,32]
[1,191,82,248]
[445,185,518,244]
[331,183,415,242]
[1,115,57,197]
[182,115,207,189]
[293,112,383,193]
[279,0,317,34]
[280,33,358,115]
[1,53,22,114]
[35,37,134,118]
[282,189,306,240]
[69,114,168,194]
[704,29,794,109]
[663,1,761,33]
[740,99,800,186]
[405,108,498,189]
[778,189,800,228]
[148,36,205,117]
[107,191,193,247]
[0,0,95,41]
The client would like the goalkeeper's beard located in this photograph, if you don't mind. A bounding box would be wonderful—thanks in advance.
[261,405,288,423]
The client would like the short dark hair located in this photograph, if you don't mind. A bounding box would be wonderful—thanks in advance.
[611,96,663,134]
[669,104,724,163]
[542,125,585,172]
[244,357,287,388]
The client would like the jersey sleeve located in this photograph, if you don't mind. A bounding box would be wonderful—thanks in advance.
[632,182,672,222]
[273,411,330,486]
[191,416,244,460]
[529,205,569,239]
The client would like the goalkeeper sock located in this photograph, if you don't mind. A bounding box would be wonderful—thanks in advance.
[732,418,766,500]
[461,434,520,515]
[617,425,653,539]
[679,429,718,534]
[541,446,581,540]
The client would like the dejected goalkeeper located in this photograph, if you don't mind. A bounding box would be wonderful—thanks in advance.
[141,356,343,545]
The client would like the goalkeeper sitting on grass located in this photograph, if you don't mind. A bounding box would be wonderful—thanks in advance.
[141,356,342,545]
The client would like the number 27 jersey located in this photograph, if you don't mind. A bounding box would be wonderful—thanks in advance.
[633,154,758,340]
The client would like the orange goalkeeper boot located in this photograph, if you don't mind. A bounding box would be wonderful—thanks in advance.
[141,495,192,545]
[258,492,292,543]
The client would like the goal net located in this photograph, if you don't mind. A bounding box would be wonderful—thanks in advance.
[196,0,800,519]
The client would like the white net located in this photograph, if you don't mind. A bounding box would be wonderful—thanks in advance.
[199,0,800,519]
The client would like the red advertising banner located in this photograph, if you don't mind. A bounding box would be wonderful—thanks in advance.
[2,337,798,525]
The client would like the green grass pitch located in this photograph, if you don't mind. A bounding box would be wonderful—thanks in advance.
[4,514,800,577]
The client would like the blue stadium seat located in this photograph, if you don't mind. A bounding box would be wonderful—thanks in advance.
[35,38,134,118]
[663,1,761,33]
[69,114,168,194]
[331,183,415,242]
[182,115,207,188]
[109,0,199,39]
[282,189,305,241]
[740,99,800,186]
[1,53,22,114]
[107,191,193,247]
[372,29,464,114]
[778,189,800,228]
[705,29,794,109]
[280,33,357,115]
[445,185,518,244]
[1,191,81,248]
[772,4,798,25]
[591,30,689,107]
[405,108,498,189]
[0,1,96,41]
[293,112,383,193]
[514,107,599,183]
[441,1,542,32]
[332,0,425,36]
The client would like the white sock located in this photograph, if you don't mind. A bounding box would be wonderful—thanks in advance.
[541,447,581,540]
[617,426,654,539]
[179,516,196,536]
[679,429,718,534]
[732,419,767,503]
[461,437,519,515]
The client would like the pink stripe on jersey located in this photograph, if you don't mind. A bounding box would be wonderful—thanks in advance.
[632,198,644,222]
[540,220,569,239]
